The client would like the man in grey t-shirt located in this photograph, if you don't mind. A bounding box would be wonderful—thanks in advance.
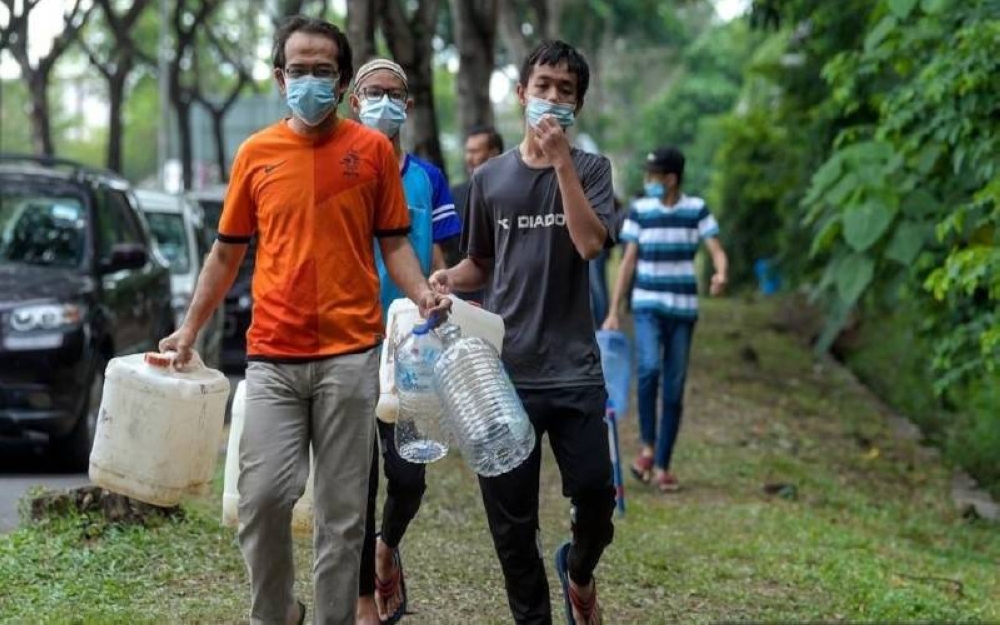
[432,40,616,625]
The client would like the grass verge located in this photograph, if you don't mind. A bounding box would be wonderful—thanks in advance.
[1,297,998,623]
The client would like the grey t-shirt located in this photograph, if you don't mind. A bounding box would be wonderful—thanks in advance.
[460,147,617,389]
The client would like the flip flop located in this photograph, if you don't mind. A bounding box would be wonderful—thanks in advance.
[554,541,600,625]
[630,455,653,484]
[375,545,407,624]
[554,541,577,625]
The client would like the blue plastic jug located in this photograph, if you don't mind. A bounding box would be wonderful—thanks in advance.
[596,330,631,416]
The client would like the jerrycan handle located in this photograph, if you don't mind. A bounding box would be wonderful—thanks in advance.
[144,350,205,373]
[411,311,444,336]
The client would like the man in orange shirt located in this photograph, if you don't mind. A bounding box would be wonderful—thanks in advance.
[159,16,448,625]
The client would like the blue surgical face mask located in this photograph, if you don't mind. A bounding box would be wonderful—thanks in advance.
[285,76,337,127]
[644,181,665,199]
[359,95,407,137]
[525,96,575,128]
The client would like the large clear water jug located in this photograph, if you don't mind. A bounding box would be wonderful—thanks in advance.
[433,324,535,477]
[394,320,449,463]
[222,380,314,535]
[377,296,505,423]
[89,351,230,507]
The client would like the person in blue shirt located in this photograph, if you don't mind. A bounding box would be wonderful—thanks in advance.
[349,58,461,625]
[603,147,728,494]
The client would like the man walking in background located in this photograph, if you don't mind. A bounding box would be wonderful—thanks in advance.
[448,126,504,285]
[603,146,728,494]
[451,125,504,228]
[159,17,448,625]
[348,58,462,625]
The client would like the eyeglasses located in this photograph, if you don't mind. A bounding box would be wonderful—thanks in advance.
[356,86,407,103]
[284,65,339,80]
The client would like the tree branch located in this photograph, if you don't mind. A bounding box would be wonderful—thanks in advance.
[39,0,93,76]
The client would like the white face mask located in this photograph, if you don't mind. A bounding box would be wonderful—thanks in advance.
[525,96,575,128]
[359,95,407,137]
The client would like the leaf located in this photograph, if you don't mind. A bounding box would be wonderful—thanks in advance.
[901,189,939,218]
[865,16,898,52]
[804,155,843,205]
[921,0,950,14]
[888,0,919,19]
[885,221,927,265]
[811,216,842,258]
[842,199,896,252]
[916,143,944,175]
[836,254,876,306]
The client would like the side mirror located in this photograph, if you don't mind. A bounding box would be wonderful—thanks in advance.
[101,243,147,273]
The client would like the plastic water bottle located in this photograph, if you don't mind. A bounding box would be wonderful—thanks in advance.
[394,320,449,463]
[433,324,535,477]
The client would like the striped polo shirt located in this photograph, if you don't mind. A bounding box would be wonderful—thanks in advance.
[620,194,720,319]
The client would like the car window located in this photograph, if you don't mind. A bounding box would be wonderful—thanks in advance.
[0,188,87,268]
[145,212,190,275]
[96,189,143,260]
[195,199,223,240]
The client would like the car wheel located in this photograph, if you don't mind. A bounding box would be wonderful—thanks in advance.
[53,356,106,471]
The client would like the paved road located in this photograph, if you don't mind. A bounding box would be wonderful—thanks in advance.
[0,372,244,533]
[0,443,89,532]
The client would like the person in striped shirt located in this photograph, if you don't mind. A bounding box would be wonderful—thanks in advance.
[602,146,728,493]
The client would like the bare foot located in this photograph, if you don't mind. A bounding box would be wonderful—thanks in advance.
[569,579,602,625]
[374,537,403,621]
[356,595,380,625]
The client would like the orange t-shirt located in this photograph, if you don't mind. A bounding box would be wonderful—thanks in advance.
[217,119,410,361]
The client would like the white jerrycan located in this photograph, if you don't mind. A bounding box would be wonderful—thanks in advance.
[89,351,230,507]
[222,380,314,535]
[376,294,505,423]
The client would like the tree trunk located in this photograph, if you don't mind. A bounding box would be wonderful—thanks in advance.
[346,0,378,66]
[380,0,445,168]
[106,71,128,173]
[177,100,194,190]
[450,0,497,136]
[26,73,54,156]
[407,53,444,168]
[496,0,529,65]
[211,109,228,182]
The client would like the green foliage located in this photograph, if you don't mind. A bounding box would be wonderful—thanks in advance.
[802,0,1000,387]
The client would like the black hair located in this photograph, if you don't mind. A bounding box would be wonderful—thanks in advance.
[466,125,504,153]
[518,40,590,102]
[272,15,353,92]
[648,146,686,185]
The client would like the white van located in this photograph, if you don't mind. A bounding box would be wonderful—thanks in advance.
[135,189,224,368]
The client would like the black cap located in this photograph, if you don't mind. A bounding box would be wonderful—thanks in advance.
[645,147,685,175]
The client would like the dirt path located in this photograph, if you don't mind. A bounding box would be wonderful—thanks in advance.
[289,298,1000,623]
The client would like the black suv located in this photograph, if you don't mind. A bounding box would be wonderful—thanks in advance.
[0,155,174,469]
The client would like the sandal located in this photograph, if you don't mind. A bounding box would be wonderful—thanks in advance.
[554,540,602,624]
[656,471,681,493]
[630,455,653,484]
[569,582,601,624]
[374,544,407,624]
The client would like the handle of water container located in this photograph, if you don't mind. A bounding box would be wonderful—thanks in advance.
[411,311,444,335]
[144,350,205,373]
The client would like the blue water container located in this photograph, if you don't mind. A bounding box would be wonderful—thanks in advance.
[754,258,781,295]
[596,330,631,416]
